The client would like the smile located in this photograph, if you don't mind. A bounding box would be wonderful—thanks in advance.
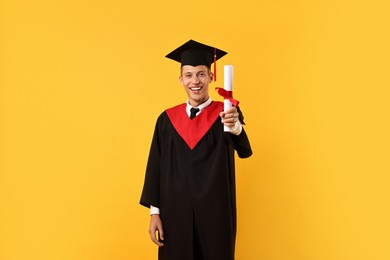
[190,86,203,91]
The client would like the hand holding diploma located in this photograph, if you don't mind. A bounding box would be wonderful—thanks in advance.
[220,107,240,128]
[216,65,240,132]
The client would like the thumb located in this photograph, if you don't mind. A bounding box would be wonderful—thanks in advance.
[158,229,164,240]
[158,225,164,240]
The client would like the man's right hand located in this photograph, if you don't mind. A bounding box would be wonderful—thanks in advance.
[149,214,164,247]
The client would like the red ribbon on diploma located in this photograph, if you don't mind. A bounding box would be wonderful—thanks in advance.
[215,87,240,107]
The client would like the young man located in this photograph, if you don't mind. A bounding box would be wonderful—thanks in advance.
[140,39,252,260]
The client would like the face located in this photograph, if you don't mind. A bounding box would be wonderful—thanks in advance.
[179,65,213,107]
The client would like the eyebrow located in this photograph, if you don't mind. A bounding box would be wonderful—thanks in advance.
[183,69,207,75]
[186,70,206,73]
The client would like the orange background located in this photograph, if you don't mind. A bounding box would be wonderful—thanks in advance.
[1,0,389,259]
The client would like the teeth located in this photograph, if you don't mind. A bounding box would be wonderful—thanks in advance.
[191,87,201,91]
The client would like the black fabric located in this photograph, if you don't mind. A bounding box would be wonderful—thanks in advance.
[193,213,205,260]
[189,107,200,120]
[165,39,227,68]
[140,108,252,260]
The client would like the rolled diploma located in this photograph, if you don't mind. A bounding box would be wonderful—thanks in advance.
[224,65,233,132]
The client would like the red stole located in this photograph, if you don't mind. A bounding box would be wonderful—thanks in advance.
[166,101,223,150]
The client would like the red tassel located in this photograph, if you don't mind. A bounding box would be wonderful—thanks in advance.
[214,48,217,81]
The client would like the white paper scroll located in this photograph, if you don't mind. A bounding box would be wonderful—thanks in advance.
[224,65,233,132]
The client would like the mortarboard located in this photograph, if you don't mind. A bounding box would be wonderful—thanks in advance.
[165,39,228,81]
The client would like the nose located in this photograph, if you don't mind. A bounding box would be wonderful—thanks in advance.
[192,75,200,84]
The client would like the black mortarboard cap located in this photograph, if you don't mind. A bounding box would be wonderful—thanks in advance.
[165,39,228,81]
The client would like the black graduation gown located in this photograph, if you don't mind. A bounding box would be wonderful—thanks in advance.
[140,101,252,260]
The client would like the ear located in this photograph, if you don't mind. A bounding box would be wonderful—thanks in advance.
[179,75,184,85]
[209,72,214,82]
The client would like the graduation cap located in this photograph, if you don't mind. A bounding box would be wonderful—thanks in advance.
[165,39,228,81]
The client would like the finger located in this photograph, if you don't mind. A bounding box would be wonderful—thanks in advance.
[221,107,237,116]
[150,233,163,246]
[222,116,237,123]
[158,225,164,241]
[221,118,235,125]
[149,229,157,244]
[224,107,237,113]
[157,230,164,247]
[224,111,238,119]
[149,229,164,247]
[221,120,235,127]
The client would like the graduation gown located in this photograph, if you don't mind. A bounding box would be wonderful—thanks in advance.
[140,101,252,260]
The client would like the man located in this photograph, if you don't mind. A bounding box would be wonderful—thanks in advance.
[140,39,252,260]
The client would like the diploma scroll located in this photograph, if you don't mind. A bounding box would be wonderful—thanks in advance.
[215,65,239,132]
[223,65,233,132]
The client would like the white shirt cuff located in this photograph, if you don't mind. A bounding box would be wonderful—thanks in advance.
[230,120,243,135]
[150,205,160,215]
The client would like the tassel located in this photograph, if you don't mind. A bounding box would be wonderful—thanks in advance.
[214,48,217,81]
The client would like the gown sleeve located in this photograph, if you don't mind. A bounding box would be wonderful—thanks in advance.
[226,107,253,158]
[139,115,162,208]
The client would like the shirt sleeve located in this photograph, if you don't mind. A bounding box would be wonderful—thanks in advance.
[230,120,242,135]
[150,205,160,215]
[140,114,163,209]
[227,107,252,158]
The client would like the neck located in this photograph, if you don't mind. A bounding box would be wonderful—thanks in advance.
[189,97,209,107]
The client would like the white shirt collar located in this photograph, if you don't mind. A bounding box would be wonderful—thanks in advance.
[186,98,213,117]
